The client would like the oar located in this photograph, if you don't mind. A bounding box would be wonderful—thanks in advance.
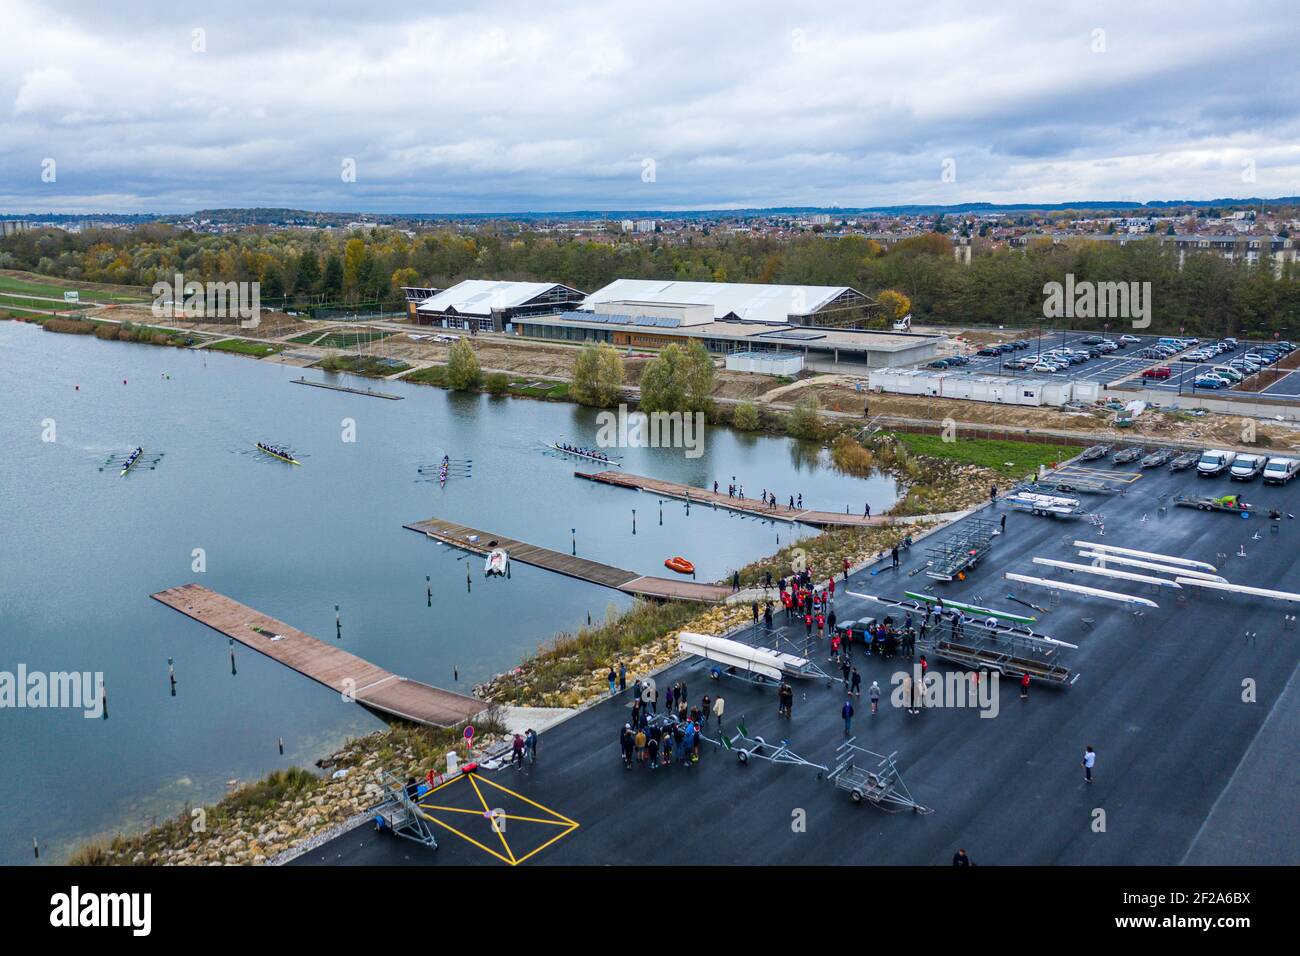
[1006,592,1048,614]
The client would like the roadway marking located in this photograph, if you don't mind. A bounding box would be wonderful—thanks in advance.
[417,771,579,865]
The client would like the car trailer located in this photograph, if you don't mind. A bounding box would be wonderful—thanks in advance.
[370,770,437,849]
[828,741,932,814]
[1174,494,1255,514]
[1004,489,1095,520]
[925,518,996,581]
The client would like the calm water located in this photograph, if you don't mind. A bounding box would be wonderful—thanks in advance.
[0,320,896,863]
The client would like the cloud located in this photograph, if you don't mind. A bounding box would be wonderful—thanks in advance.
[0,0,1298,213]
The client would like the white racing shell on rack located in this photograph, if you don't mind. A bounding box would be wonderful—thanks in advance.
[678,631,810,681]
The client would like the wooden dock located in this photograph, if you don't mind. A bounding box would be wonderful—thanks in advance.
[292,376,403,400]
[576,470,891,528]
[151,584,482,728]
[405,518,731,603]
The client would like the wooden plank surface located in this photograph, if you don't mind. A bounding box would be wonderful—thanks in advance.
[406,518,730,602]
[576,470,890,528]
[151,583,483,727]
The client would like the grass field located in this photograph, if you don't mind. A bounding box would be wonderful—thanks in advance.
[890,432,1077,477]
[288,328,394,348]
[0,272,149,303]
[207,338,284,357]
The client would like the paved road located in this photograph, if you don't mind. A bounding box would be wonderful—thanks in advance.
[295,466,1300,866]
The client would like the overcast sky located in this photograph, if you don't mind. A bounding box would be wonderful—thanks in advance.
[2,0,1298,214]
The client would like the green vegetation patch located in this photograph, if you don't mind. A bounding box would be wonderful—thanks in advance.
[208,338,284,357]
[888,432,1076,478]
[316,353,410,376]
[289,328,393,348]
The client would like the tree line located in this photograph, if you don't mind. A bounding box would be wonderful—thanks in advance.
[3,223,1297,335]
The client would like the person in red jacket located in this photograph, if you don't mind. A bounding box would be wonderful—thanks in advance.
[804,612,813,637]
[1020,672,1030,700]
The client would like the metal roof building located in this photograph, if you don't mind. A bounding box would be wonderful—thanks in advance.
[413,279,586,332]
[578,279,869,326]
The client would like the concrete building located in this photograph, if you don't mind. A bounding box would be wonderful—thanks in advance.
[409,279,586,333]
[868,368,1101,406]
[511,279,938,371]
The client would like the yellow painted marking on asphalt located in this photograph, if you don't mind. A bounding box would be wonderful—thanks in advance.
[414,771,580,865]
[467,773,517,865]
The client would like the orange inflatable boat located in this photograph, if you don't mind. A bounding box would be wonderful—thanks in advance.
[664,556,695,575]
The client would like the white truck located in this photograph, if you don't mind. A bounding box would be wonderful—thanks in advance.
[1196,449,1236,477]
[1229,454,1267,481]
[1263,457,1300,485]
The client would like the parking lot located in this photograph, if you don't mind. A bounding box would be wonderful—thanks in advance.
[947,330,1300,402]
[295,465,1300,867]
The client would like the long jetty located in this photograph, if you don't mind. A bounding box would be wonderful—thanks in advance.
[292,376,403,400]
[405,517,731,602]
[151,584,482,727]
[576,470,889,528]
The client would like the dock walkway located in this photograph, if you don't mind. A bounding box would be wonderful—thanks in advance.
[151,584,482,727]
[405,518,731,602]
[577,470,890,528]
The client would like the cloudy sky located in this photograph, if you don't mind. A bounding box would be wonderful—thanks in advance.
[2,0,1298,214]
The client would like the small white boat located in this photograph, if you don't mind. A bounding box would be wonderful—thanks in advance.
[485,548,509,577]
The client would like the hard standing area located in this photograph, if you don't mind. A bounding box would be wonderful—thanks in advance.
[299,466,1300,866]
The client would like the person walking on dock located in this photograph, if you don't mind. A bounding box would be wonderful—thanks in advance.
[1082,745,1096,783]
[797,493,803,508]
[865,501,871,518]
[869,680,881,715]
[841,698,855,735]
[713,480,718,494]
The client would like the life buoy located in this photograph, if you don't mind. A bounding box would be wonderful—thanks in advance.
[664,556,695,575]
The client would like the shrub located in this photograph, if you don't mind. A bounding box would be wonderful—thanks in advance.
[785,394,823,440]
[485,372,509,394]
[570,343,624,407]
[733,401,761,431]
[446,338,481,390]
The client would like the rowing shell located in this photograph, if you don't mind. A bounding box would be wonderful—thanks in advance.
[257,443,300,465]
[902,591,1036,624]
[546,443,621,466]
[120,446,144,476]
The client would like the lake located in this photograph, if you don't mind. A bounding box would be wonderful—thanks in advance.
[0,320,897,863]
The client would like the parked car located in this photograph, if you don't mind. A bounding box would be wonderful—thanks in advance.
[976,347,1001,357]
[1031,363,1060,373]
[1119,334,1141,344]
[1193,376,1228,389]
[928,360,951,369]
[1141,366,1172,379]
[1211,366,1243,382]
[947,355,970,366]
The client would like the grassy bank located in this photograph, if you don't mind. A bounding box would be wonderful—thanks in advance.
[403,363,569,400]
[889,432,1077,477]
[208,338,284,357]
[315,353,406,375]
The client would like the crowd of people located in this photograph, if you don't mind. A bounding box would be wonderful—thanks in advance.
[616,676,724,771]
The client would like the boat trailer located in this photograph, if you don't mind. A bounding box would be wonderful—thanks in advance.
[370,770,438,849]
[828,740,932,814]
[924,518,997,581]
[703,716,830,774]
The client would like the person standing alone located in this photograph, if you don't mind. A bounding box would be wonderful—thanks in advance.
[1082,745,1096,784]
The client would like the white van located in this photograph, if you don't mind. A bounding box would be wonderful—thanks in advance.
[1230,454,1266,481]
[1263,457,1300,485]
[1197,449,1236,477]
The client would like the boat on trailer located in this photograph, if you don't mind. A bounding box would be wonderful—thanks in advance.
[1169,451,1199,471]
[1140,448,1174,468]
[1079,444,1111,462]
